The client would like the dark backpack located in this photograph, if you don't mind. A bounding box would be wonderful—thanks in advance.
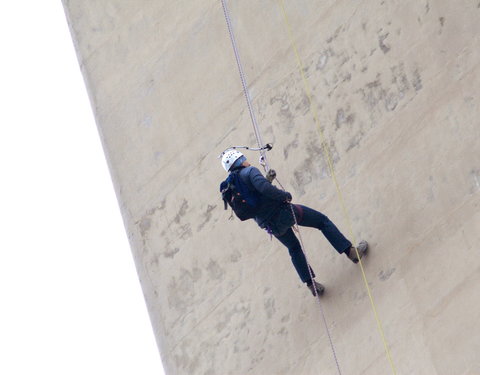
[220,169,260,221]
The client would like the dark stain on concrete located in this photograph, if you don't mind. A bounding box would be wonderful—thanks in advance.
[292,168,310,196]
[197,204,217,232]
[139,216,151,233]
[338,51,351,67]
[164,246,180,258]
[168,267,203,314]
[215,303,251,333]
[162,236,181,259]
[357,62,421,120]
[147,200,166,218]
[358,75,386,111]
[346,129,365,152]
[250,349,265,369]
[207,259,225,281]
[342,72,352,82]
[385,91,400,111]
[229,250,242,263]
[295,93,310,115]
[326,26,343,44]
[174,199,189,224]
[291,137,339,196]
[378,267,396,281]
[158,216,192,258]
[281,314,290,323]
[291,140,321,196]
[391,63,410,95]
[149,253,159,268]
[335,107,355,130]
[270,92,295,134]
[367,77,381,89]
[412,68,423,91]
[234,339,250,354]
[137,199,168,254]
[379,32,391,54]
[264,297,276,319]
[283,133,299,160]
[178,224,192,240]
[138,199,167,234]
[174,342,201,375]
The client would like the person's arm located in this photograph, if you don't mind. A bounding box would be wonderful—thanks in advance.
[248,167,292,201]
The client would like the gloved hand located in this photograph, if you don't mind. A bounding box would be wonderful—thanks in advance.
[285,192,292,202]
[266,169,276,183]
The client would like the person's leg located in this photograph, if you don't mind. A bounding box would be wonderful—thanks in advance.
[275,228,316,283]
[294,205,351,254]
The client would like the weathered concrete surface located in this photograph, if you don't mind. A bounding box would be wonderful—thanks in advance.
[63,0,480,373]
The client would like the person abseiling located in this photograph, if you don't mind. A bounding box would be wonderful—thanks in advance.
[219,149,368,296]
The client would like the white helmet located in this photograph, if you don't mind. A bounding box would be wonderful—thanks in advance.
[221,149,245,172]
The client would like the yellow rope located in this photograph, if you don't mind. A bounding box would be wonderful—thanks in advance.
[277,1,397,374]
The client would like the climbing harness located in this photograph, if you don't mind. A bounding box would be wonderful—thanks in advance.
[221,1,342,374]
[277,1,397,373]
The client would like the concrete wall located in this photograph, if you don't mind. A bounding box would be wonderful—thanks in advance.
[63,1,480,374]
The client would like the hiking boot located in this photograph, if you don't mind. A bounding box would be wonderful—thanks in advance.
[346,240,368,263]
[307,280,325,296]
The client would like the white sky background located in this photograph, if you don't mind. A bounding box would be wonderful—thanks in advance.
[0,2,165,374]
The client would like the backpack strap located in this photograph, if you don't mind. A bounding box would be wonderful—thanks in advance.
[220,173,235,210]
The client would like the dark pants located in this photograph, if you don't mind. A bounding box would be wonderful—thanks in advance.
[275,205,351,283]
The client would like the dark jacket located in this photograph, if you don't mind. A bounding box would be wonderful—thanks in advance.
[237,166,294,235]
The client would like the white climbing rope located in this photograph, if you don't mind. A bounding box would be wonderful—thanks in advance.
[220,1,342,374]
[220,0,270,172]
[276,177,342,375]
